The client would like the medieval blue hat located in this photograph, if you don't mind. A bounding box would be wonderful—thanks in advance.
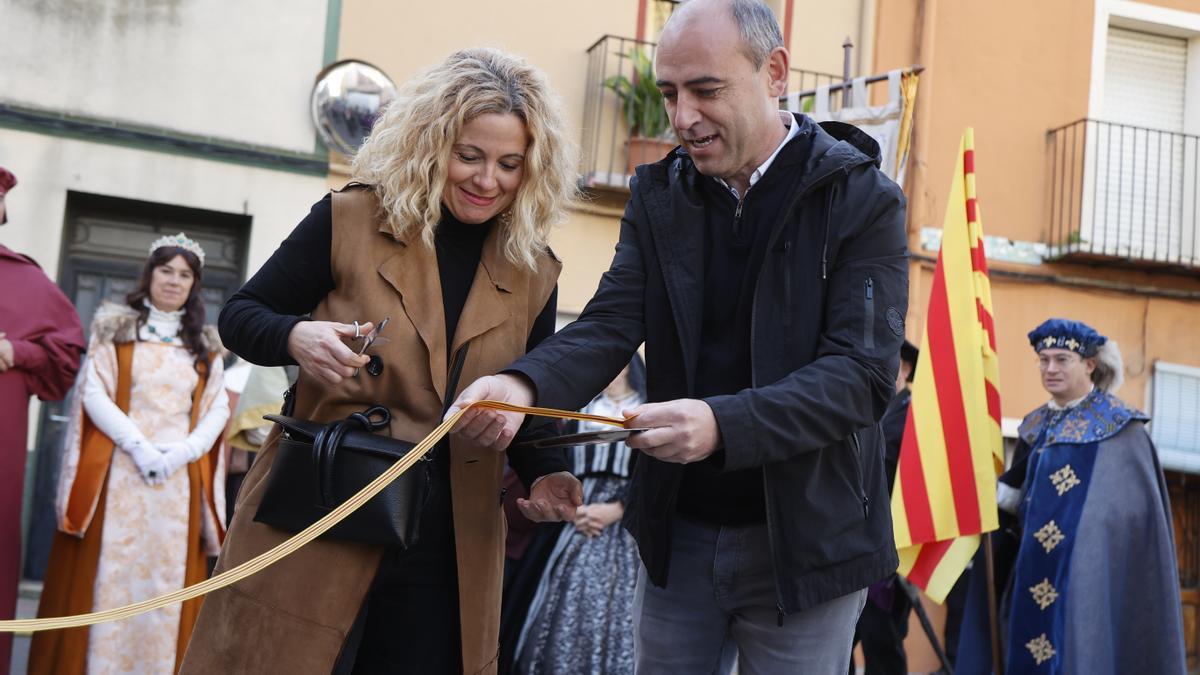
[1027,318,1107,357]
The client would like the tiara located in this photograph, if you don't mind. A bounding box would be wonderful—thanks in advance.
[149,232,206,267]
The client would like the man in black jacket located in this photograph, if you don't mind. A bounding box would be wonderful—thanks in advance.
[451,0,908,671]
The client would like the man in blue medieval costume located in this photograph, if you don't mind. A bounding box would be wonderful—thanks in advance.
[956,318,1185,674]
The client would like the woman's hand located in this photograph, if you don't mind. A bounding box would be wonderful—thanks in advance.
[121,438,168,486]
[286,321,371,386]
[517,471,583,523]
[573,501,624,538]
[446,373,535,451]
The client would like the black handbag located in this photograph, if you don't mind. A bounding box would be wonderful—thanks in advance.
[253,346,469,548]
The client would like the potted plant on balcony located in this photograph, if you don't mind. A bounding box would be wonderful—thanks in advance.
[604,47,676,174]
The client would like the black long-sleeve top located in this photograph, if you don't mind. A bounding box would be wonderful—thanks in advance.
[219,194,565,488]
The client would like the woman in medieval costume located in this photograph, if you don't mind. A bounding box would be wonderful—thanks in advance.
[516,355,646,675]
[182,48,582,675]
[29,233,229,675]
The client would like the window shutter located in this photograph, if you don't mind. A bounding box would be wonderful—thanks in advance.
[1089,27,1189,261]
[1103,26,1187,133]
[1152,362,1200,474]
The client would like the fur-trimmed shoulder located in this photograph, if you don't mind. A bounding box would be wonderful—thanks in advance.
[89,302,139,345]
[201,324,226,357]
[89,301,226,357]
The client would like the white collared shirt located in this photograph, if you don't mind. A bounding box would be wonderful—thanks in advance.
[716,111,802,200]
[1047,385,1095,411]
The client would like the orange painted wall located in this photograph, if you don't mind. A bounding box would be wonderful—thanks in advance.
[1146,0,1200,13]
[872,2,1200,666]
[874,0,1200,413]
[874,0,1095,243]
[910,261,1198,415]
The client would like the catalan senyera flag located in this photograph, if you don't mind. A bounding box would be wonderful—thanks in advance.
[891,128,1004,603]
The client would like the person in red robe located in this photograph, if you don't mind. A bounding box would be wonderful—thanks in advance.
[0,166,85,675]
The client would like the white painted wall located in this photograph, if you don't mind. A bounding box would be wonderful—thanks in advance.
[0,129,329,280]
[0,0,328,153]
[2,129,328,448]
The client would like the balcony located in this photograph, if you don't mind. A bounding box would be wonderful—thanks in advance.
[1047,118,1200,272]
[580,35,840,191]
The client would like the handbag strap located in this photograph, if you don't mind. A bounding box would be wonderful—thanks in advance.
[316,407,390,507]
[311,346,472,506]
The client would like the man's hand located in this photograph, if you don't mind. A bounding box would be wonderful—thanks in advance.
[446,373,534,452]
[624,399,722,464]
[518,471,583,522]
[0,333,12,373]
[286,321,371,386]
[574,501,624,538]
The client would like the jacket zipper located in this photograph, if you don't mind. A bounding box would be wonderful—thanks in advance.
[781,241,793,328]
[849,432,869,517]
[821,187,835,280]
[750,172,852,626]
[733,193,747,242]
[863,277,875,350]
[739,158,871,624]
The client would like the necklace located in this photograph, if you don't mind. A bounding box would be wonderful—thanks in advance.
[145,323,178,344]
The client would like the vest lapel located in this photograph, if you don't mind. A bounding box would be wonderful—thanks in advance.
[375,227,449,399]
[449,227,516,388]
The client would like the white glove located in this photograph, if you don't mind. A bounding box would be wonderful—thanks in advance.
[158,439,207,479]
[122,438,168,486]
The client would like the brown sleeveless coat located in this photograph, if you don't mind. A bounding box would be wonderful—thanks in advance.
[182,188,561,675]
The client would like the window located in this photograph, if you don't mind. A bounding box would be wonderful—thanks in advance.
[1082,2,1200,267]
[1090,26,1188,261]
[1152,361,1200,474]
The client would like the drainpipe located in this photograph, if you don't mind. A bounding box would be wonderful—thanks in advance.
[907,0,937,234]
[858,0,876,77]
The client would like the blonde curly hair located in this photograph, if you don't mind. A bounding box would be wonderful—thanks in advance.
[351,47,579,269]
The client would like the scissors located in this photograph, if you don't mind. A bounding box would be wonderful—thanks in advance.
[353,317,390,377]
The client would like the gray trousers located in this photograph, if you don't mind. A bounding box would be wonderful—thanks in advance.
[633,517,867,675]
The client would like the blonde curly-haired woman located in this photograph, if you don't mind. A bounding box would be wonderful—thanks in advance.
[182,48,583,675]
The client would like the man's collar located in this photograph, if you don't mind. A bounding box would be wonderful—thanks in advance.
[1047,385,1095,411]
[716,111,800,199]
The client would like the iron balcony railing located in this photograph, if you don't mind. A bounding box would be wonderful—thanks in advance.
[580,35,840,191]
[1048,118,1200,271]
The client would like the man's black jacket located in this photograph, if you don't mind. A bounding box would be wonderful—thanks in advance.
[509,113,908,614]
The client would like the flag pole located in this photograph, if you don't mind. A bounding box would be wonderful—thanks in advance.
[984,532,1004,674]
[897,577,954,674]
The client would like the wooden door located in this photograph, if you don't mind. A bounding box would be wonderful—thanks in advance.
[22,191,248,580]
[1167,470,1200,672]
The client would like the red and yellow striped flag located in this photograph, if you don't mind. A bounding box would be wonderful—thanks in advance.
[891,129,1003,603]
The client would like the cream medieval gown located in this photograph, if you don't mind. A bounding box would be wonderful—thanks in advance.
[55,302,228,674]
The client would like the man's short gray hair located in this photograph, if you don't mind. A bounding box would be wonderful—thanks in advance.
[729,0,784,69]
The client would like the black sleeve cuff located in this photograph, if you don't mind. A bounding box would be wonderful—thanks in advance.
[507,445,570,491]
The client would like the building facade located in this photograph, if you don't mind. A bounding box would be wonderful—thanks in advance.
[12,0,1191,669]
[0,0,334,581]
[874,0,1200,667]
[325,0,876,316]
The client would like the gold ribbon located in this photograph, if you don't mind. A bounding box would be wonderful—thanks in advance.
[1,400,625,633]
